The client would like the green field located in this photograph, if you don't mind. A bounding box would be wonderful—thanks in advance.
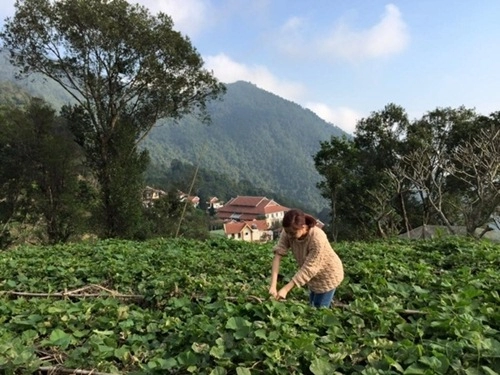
[0,237,499,374]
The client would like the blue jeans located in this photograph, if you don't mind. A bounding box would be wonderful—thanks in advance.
[309,289,335,308]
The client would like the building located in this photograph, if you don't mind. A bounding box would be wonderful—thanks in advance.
[142,186,167,207]
[142,187,200,208]
[178,191,200,208]
[223,219,273,242]
[216,196,289,228]
[206,196,224,210]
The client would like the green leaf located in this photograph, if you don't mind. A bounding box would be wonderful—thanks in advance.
[210,367,227,375]
[310,358,335,375]
[6,279,17,288]
[404,364,427,375]
[191,342,209,353]
[226,317,252,339]
[148,358,176,370]
[114,346,129,360]
[384,355,404,373]
[236,367,252,375]
[226,317,251,330]
[481,366,499,375]
[464,368,481,375]
[254,329,267,340]
[419,356,441,369]
[209,345,225,359]
[47,329,72,349]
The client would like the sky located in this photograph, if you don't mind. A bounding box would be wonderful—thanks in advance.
[1,1,500,135]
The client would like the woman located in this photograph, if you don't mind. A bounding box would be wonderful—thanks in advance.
[269,209,344,308]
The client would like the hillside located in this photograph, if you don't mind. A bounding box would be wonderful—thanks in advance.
[142,81,346,212]
[0,51,74,109]
[0,49,347,213]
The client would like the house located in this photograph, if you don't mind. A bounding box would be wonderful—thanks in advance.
[216,196,289,227]
[207,196,224,210]
[223,219,273,243]
[178,191,200,208]
[142,186,167,207]
[142,187,200,208]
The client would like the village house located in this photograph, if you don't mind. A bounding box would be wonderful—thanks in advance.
[217,196,289,228]
[206,196,224,210]
[142,186,200,208]
[142,186,167,207]
[178,191,200,208]
[223,219,272,243]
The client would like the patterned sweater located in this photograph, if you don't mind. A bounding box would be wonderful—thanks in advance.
[273,226,344,293]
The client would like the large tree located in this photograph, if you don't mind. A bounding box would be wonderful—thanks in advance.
[402,107,481,232]
[1,0,225,238]
[314,136,361,241]
[446,118,500,237]
[0,98,88,245]
[353,104,411,237]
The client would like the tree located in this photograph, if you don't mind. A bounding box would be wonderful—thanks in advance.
[354,103,409,176]
[1,0,225,238]
[64,106,150,238]
[400,107,484,234]
[141,189,209,240]
[0,104,31,248]
[314,136,361,241]
[403,106,479,228]
[400,143,456,233]
[353,104,411,237]
[445,123,500,237]
[0,98,88,245]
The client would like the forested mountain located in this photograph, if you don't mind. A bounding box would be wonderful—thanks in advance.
[142,81,347,213]
[0,50,347,213]
[0,51,74,109]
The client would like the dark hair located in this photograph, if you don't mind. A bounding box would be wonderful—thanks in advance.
[282,209,317,230]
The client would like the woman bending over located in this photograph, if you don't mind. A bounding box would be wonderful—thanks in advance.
[269,209,344,308]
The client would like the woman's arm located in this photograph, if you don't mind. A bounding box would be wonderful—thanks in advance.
[269,254,282,297]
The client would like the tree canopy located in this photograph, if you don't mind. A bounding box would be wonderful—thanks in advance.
[1,0,225,238]
[315,104,500,241]
[1,0,225,136]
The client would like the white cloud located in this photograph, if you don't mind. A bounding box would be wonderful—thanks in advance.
[277,16,309,57]
[205,53,361,135]
[320,4,409,61]
[278,4,409,62]
[305,102,362,135]
[282,16,306,32]
[135,0,212,37]
[204,53,306,102]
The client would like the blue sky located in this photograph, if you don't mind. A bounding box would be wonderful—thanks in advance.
[1,1,500,134]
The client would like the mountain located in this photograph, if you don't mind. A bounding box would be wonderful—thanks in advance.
[142,81,347,213]
[0,51,74,109]
[0,49,347,213]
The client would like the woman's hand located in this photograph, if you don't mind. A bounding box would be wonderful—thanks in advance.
[268,285,278,298]
[275,287,288,300]
[274,280,295,301]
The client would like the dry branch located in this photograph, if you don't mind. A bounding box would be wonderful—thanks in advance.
[0,284,144,300]
[37,366,114,375]
[1,291,144,299]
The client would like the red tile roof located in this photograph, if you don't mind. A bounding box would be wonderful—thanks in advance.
[217,196,289,219]
[224,219,269,234]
